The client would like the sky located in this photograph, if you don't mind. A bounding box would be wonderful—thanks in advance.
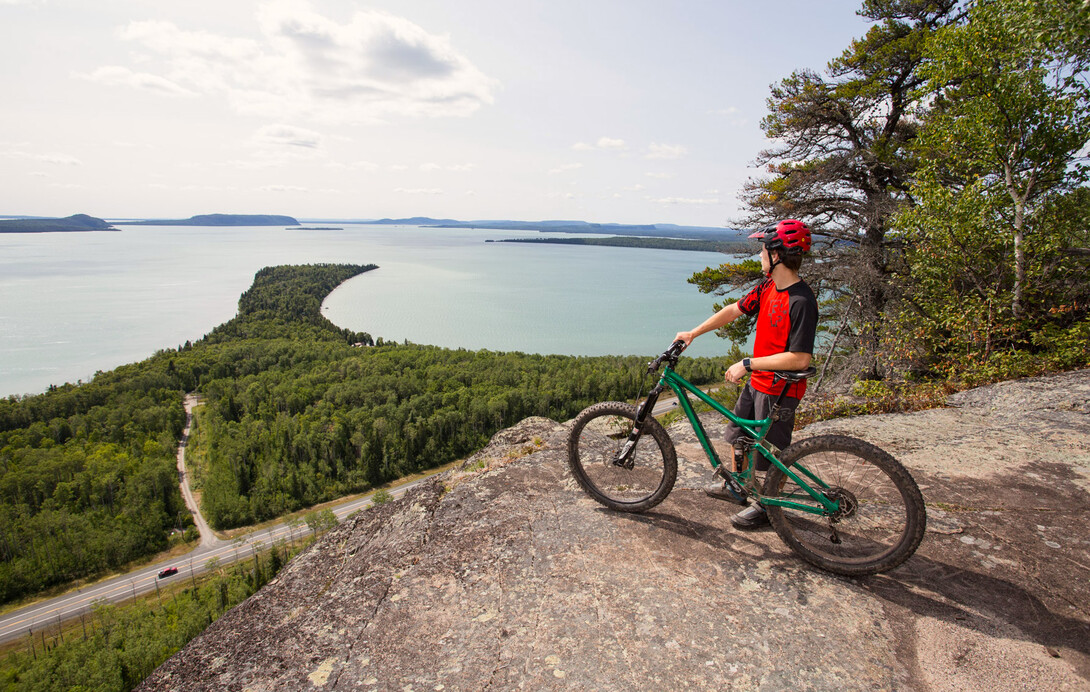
[0,0,872,227]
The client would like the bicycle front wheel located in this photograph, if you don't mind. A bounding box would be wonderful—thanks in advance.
[763,435,926,576]
[568,402,677,512]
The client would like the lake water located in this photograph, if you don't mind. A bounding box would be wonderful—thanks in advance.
[0,224,739,398]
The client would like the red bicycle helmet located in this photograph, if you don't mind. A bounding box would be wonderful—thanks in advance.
[747,219,812,255]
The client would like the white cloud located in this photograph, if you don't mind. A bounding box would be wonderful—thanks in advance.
[78,66,196,98]
[95,2,497,124]
[37,153,82,166]
[221,158,283,170]
[420,162,476,172]
[389,164,410,171]
[572,136,626,152]
[3,150,83,166]
[253,123,324,149]
[645,172,674,179]
[327,160,380,171]
[646,143,687,160]
[548,162,583,175]
[709,106,748,127]
[394,187,443,195]
[180,184,237,191]
[260,184,308,192]
[651,196,720,205]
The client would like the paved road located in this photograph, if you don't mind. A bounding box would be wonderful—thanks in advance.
[0,399,432,646]
[0,386,722,645]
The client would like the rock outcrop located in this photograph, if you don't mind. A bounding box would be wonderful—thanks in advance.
[139,371,1090,691]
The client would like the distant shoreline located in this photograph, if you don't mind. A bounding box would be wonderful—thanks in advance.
[490,236,752,254]
[0,228,121,234]
[0,214,117,234]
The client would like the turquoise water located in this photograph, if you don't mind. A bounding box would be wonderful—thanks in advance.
[0,224,737,397]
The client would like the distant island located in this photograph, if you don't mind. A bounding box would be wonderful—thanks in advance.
[115,214,300,226]
[0,214,117,233]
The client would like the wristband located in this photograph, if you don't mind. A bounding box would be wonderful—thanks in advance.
[743,358,752,372]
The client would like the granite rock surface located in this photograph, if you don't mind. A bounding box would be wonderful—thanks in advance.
[139,370,1090,691]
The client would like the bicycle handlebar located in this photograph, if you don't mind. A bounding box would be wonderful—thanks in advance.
[647,339,687,373]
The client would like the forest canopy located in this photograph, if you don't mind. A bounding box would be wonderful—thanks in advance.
[0,263,726,604]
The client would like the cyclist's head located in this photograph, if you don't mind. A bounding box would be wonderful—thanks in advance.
[748,219,811,273]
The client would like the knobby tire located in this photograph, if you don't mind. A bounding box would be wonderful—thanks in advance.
[762,434,926,576]
[567,402,677,512]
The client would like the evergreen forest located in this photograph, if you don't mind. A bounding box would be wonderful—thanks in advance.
[0,264,725,604]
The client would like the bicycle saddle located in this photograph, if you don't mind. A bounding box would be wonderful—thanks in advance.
[771,366,817,383]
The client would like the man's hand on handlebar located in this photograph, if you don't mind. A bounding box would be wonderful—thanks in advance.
[673,331,695,348]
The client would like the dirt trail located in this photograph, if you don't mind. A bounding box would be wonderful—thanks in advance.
[176,394,218,549]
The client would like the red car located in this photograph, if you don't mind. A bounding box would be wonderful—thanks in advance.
[157,567,179,579]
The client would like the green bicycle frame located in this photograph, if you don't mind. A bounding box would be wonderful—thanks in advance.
[657,365,839,516]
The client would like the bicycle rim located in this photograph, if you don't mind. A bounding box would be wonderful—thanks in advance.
[764,435,925,575]
[568,402,676,512]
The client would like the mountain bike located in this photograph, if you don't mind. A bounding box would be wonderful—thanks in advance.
[567,340,926,576]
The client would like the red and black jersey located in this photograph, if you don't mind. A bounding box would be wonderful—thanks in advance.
[737,278,818,399]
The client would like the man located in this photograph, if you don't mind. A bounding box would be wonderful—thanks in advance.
[674,219,818,529]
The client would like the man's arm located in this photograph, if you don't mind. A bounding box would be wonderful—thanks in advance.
[674,301,744,347]
[724,350,811,384]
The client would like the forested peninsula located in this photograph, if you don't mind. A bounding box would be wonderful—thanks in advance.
[0,263,725,604]
[0,214,116,233]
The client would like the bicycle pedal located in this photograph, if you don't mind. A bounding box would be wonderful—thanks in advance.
[706,471,750,506]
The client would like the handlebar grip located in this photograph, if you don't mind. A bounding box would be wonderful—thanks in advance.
[647,340,688,373]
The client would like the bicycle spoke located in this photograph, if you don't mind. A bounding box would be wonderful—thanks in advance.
[568,402,676,512]
[764,435,926,575]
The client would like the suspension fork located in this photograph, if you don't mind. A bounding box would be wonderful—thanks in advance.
[613,382,665,468]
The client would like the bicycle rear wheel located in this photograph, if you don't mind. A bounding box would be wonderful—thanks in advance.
[762,435,926,576]
[567,402,677,512]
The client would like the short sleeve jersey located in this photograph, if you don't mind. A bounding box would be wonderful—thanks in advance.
[737,278,818,399]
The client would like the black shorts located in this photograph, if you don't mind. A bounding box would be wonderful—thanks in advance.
[725,384,800,471]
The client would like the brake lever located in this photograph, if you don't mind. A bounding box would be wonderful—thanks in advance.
[647,340,687,373]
